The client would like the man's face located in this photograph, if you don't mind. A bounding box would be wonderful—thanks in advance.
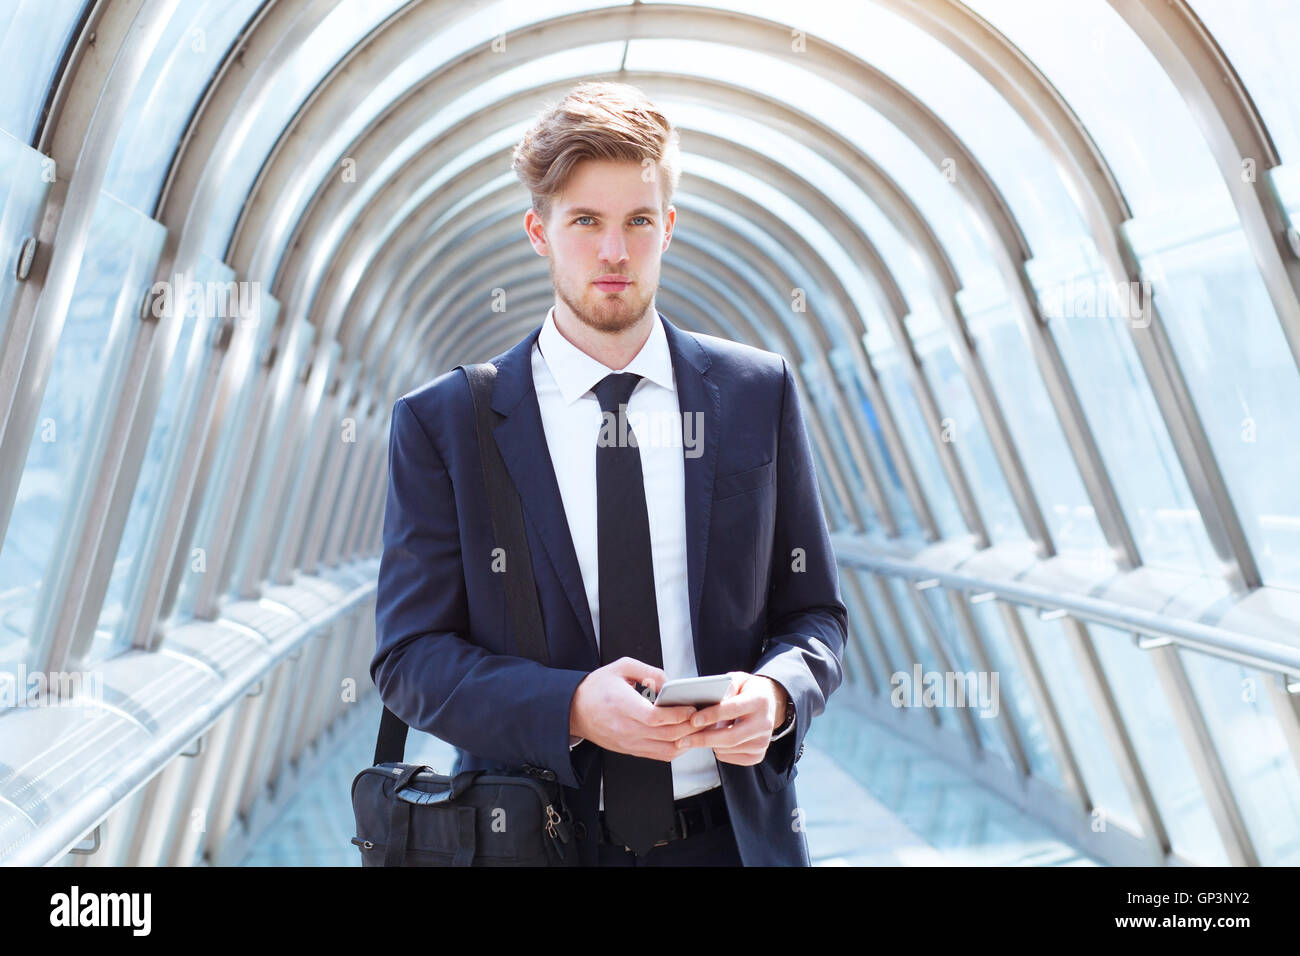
[527,158,674,335]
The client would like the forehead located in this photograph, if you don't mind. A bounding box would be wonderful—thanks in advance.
[555,158,663,213]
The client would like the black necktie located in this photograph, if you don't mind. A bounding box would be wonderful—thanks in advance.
[593,371,676,854]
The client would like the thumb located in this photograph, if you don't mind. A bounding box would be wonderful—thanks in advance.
[609,656,666,691]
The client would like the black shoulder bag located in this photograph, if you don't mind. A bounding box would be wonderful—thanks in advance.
[351,362,577,866]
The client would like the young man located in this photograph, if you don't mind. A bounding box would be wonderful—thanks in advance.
[372,81,846,865]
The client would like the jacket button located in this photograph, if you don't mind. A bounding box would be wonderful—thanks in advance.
[795,742,804,762]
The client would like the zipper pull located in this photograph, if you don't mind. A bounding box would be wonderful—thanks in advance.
[545,804,571,844]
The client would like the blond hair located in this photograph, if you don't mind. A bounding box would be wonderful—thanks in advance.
[511,81,681,224]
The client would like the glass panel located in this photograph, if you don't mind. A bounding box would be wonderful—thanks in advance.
[226,317,315,595]
[0,0,86,143]
[1017,605,1141,835]
[971,0,1300,587]
[917,587,1011,769]
[624,37,1001,293]
[202,0,411,259]
[966,599,1061,787]
[1180,650,1300,865]
[854,572,911,683]
[869,340,965,539]
[800,361,878,531]
[966,0,1223,223]
[1126,211,1300,589]
[908,306,1024,544]
[0,132,54,673]
[102,0,264,213]
[0,130,52,367]
[173,292,280,622]
[957,288,1108,556]
[1089,624,1229,865]
[882,576,957,734]
[257,0,622,280]
[1188,0,1300,165]
[829,349,920,540]
[0,190,166,680]
[90,255,238,661]
[644,0,1094,261]
[1030,252,1220,576]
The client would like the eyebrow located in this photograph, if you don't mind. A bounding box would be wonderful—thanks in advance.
[565,206,659,218]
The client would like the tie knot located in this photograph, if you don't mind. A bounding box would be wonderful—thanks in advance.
[592,372,642,413]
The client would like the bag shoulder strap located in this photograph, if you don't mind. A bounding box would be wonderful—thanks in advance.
[374,361,549,765]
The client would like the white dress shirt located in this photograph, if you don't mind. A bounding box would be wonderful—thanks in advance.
[532,305,721,807]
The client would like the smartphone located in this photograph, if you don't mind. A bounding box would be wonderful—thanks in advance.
[650,674,736,708]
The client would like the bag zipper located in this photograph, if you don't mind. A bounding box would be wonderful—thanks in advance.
[358,765,574,860]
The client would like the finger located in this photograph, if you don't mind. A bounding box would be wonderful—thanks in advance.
[713,748,764,766]
[645,703,698,725]
[679,714,766,750]
[690,693,762,727]
[640,736,693,761]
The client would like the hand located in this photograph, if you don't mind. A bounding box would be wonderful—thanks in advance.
[673,672,789,766]
[569,657,698,761]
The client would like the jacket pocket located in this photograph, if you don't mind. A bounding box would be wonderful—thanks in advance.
[713,459,775,501]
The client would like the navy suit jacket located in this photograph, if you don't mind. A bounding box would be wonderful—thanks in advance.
[371,312,847,865]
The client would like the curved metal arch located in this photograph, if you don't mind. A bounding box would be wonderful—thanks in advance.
[678,135,1019,546]
[0,0,182,676]
[344,153,958,546]
[284,67,972,546]
[288,68,987,539]
[864,0,1257,590]
[149,1,1237,621]
[246,9,1090,558]
[102,0,347,652]
[1109,0,1300,375]
[227,0,496,279]
[260,51,1118,568]
[229,3,1008,334]
[228,3,1242,595]
[227,3,975,352]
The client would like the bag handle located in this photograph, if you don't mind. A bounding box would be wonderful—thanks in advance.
[384,770,478,866]
[374,362,549,765]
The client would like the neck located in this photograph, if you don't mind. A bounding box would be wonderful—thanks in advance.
[552,301,657,371]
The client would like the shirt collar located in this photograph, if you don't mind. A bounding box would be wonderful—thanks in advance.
[536,305,676,405]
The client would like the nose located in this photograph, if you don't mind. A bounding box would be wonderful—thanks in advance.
[598,226,630,265]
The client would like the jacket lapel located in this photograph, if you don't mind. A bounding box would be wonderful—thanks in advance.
[487,313,719,670]
[659,315,720,670]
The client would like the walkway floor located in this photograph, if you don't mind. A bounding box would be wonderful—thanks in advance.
[240,692,1098,866]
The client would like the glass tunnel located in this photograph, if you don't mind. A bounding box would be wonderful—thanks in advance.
[0,0,1298,870]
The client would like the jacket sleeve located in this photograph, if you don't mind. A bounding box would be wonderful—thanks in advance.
[370,395,591,789]
[752,357,848,792]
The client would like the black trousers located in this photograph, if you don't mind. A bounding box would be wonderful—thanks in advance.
[594,821,744,866]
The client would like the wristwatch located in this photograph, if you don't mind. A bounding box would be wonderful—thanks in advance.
[770,697,796,741]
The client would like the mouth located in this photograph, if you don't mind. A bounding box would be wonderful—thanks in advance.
[593,278,631,293]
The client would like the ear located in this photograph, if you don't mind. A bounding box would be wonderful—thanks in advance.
[524,207,550,255]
